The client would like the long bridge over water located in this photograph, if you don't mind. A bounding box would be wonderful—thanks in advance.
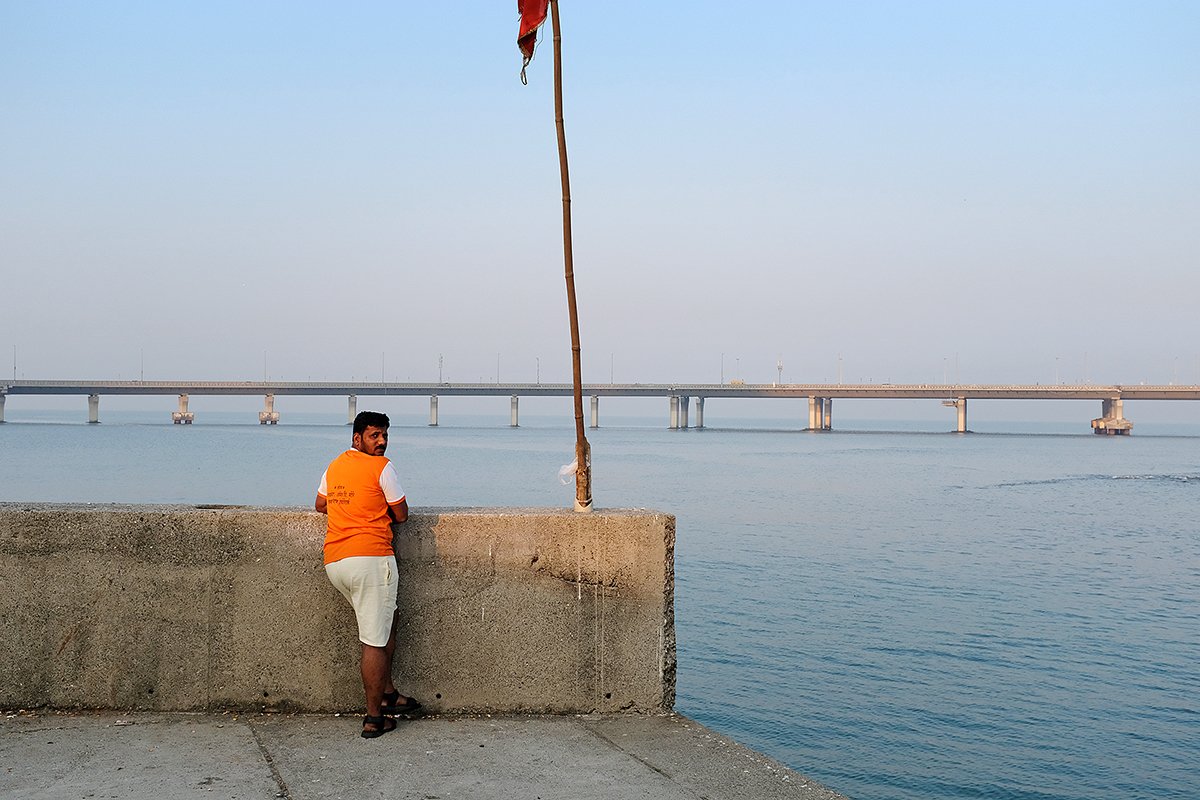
[4,379,1200,433]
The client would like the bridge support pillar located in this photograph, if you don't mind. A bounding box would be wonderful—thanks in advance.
[172,394,194,425]
[943,397,967,433]
[88,394,100,424]
[259,394,279,425]
[822,397,832,430]
[679,396,690,429]
[941,398,968,432]
[429,395,439,427]
[510,395,519,427]
[347,395,357,425]
[807,396,825,431]
[0,393,6,423]
[695,397,704,429]
[590,395,599,429]
[1092,397,1132,435]
[669,396,679,429]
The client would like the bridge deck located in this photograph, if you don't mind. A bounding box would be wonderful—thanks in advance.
[3,380,1199,401]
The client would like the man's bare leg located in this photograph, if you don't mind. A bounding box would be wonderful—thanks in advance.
[383,609,399,697]
[361,643,391,734]
[361,644,388,714]
[378,611,419,709]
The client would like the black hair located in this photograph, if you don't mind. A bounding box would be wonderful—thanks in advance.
[352,411,390,435]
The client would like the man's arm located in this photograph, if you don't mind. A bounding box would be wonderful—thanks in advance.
[379,462,407,524]
[315,494,328,514]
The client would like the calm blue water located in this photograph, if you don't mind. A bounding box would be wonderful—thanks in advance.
[2,409,1198,800]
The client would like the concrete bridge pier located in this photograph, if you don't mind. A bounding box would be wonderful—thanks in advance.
[429,395,439,427]
[0,393,6,423]
[258,394,279,425]
[347,395,357,425]
[822,397,832,430]
[942,398,968,432]
[590,395,599,429]
[679,396,690,429]
[1092,397,1133,435]
[171,394,194,425]
[807,396,826,431]
[88,394,100,424]
[510,395,519,427]
[694,397,704,429]
[669,396,679,429]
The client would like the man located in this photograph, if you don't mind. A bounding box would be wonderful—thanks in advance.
[316,410,420,738]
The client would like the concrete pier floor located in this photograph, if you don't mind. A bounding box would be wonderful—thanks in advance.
[1,710,847,800]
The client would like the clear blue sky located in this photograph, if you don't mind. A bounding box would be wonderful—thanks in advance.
[3,1,1198,390]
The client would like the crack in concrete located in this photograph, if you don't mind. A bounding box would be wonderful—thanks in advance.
[576,719,695,794]
[245,718,293,800]
[538,568,619,590]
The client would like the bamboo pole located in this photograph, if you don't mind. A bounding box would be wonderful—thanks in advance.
[550,0,592,512]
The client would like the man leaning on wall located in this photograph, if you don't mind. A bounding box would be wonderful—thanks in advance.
[315,410,421,738]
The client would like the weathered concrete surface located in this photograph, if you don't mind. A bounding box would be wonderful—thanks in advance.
[0,710,849,800]
[0,505,675,715]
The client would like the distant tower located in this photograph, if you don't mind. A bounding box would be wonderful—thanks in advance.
[776,357,783,386]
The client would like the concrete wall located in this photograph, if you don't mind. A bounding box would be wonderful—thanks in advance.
[0,505,676,715]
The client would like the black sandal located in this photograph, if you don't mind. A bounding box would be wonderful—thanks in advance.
[382,690,423,715]
[361,714,396,739]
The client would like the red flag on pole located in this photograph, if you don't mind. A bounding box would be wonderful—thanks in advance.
[518,0,549,82]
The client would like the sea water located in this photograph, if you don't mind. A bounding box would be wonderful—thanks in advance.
[1,408,1197,800]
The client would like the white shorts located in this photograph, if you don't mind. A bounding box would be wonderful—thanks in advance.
[324,555,398,647]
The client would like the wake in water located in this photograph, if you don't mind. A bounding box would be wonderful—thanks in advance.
[998,473,1199,487]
